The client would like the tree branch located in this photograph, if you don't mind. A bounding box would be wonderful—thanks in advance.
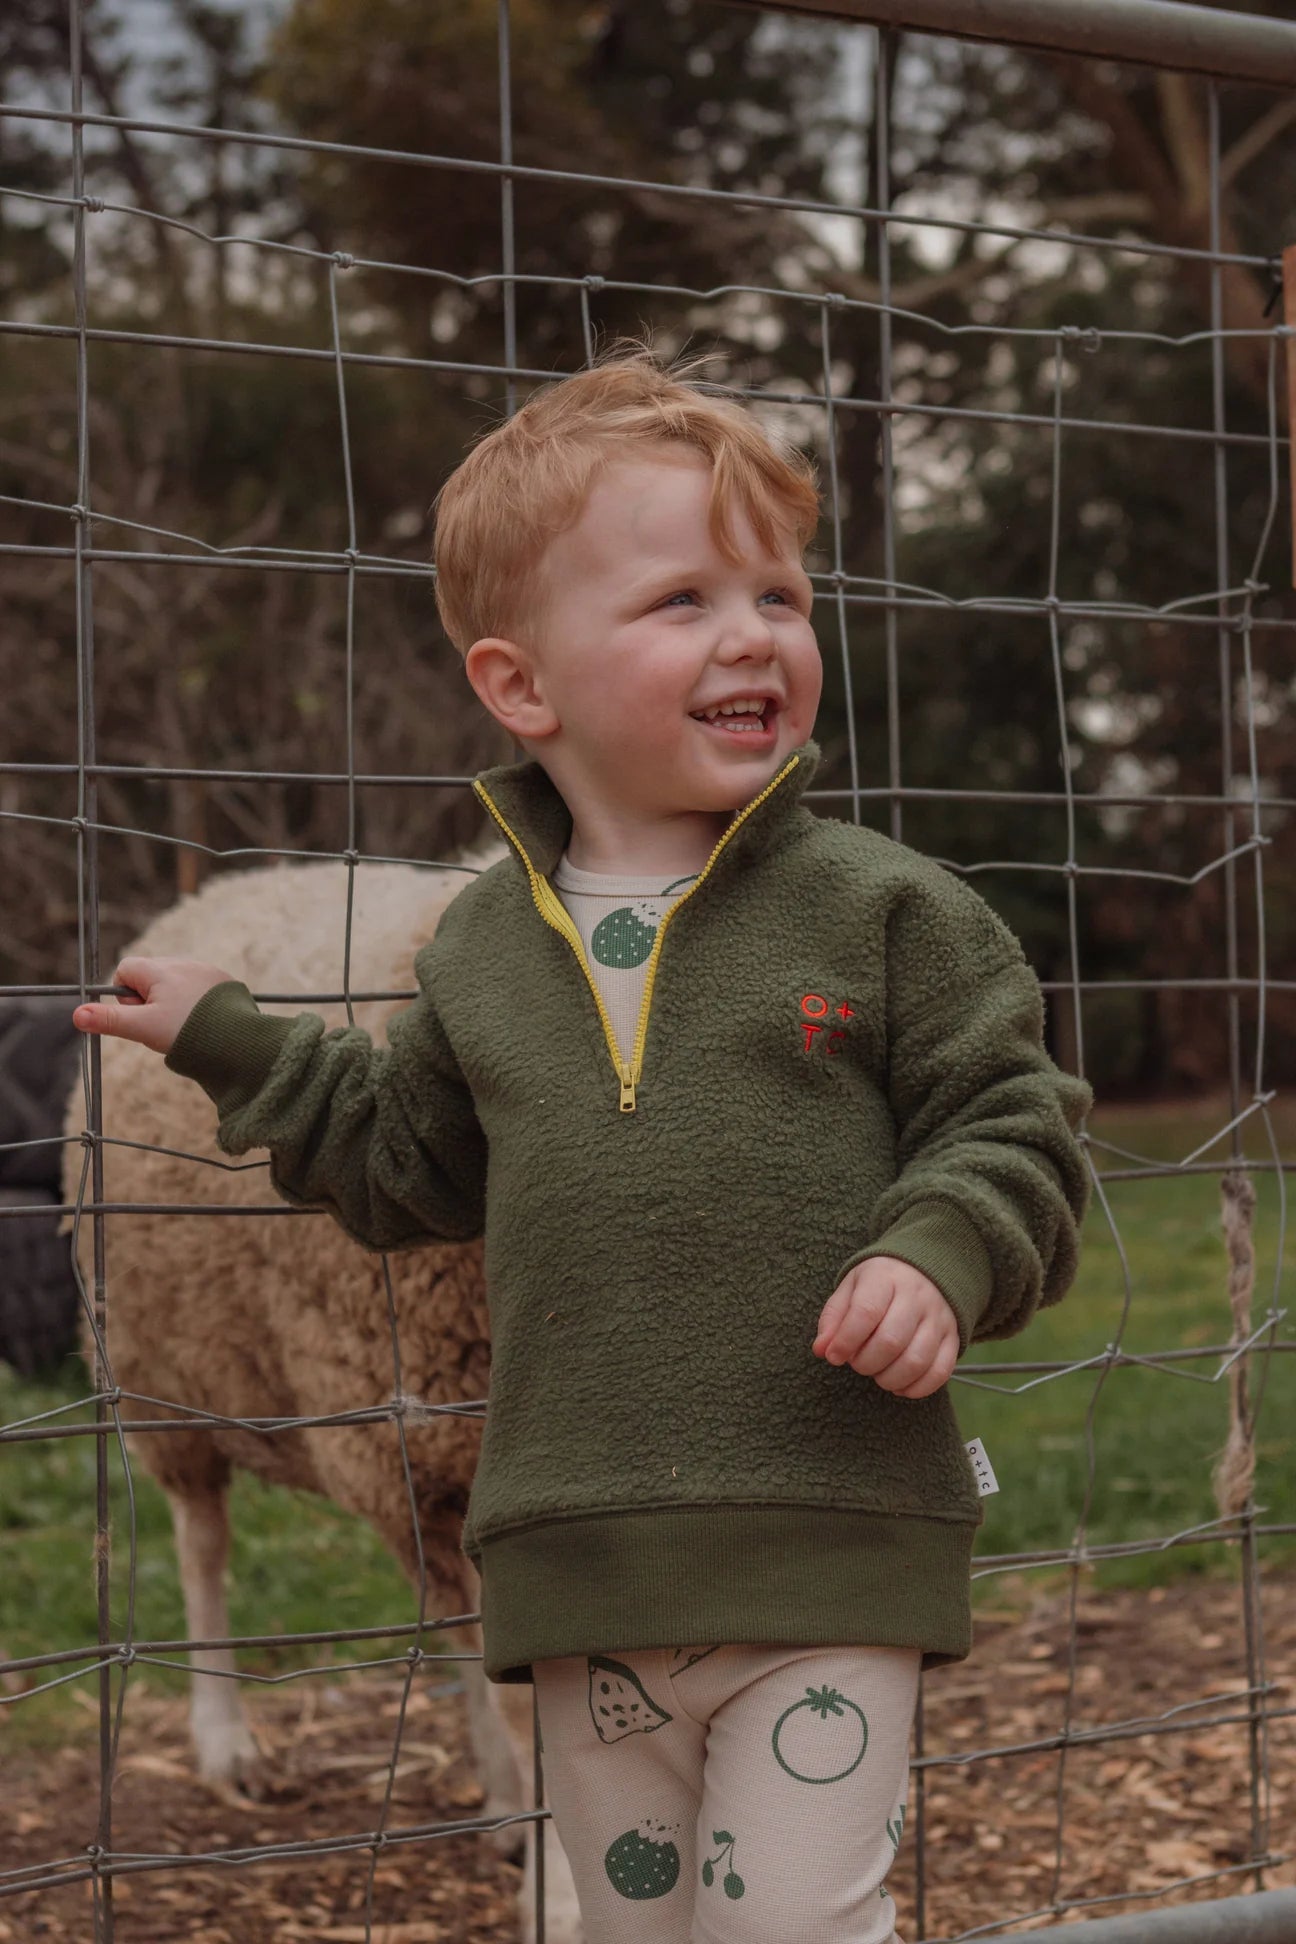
[1040,192,1153,229]
[50,15,194,327]
[1050,57,1284,413]
[1221,95,1296,193]
[792,235,1026,314]
[1155,72,1210,219]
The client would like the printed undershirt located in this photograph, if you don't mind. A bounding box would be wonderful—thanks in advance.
[549,853,701,1063]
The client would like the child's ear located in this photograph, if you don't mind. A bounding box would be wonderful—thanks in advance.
[464,637,559,741]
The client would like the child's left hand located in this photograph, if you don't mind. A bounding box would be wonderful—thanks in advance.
[812,1257,960,1398]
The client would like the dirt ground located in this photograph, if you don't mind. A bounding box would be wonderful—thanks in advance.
[2,1572,1293,1942]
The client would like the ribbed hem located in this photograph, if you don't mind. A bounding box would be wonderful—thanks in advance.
[468,1504,978,1683]
[163,979,298,1118]
[837,1198,996,1353]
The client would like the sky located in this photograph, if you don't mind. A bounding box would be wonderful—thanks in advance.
[71,0,961,270]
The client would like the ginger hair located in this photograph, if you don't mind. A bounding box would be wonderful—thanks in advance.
[430,335,822,657]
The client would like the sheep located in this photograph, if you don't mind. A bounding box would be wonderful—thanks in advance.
[58,843,583,1944]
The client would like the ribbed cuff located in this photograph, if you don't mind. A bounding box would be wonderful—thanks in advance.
[471,1502,978,1683]
[163,978,298,1118]
[836,1198,995,1354]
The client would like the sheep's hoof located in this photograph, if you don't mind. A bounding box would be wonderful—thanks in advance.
[521,1903,584,1944]
[195,1725,276,1804]
[205,1767,276,1809]
[515,1827,585,1944]
[203,1760,278,1806]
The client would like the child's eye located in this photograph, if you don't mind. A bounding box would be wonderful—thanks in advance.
[659,588,797,609]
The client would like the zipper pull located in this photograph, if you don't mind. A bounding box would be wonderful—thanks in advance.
[619,1063,637,1114]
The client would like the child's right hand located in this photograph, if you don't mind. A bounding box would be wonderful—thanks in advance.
[72,956,237,1058]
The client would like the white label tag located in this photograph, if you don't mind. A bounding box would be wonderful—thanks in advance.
[965,1437,999,1496]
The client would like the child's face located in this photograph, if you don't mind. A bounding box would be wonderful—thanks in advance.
[506,447,822,821]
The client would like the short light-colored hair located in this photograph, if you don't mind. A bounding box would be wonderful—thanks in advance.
[431,335,822,657]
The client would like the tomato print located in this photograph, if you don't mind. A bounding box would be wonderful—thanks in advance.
[771,1683,869,1783]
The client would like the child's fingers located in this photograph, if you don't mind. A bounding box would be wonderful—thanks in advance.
[75,955,157,1021]
[840,1301,919,1377]
[72,1000,144,1041]
[72,956,228,1058]
[114,956,155,1001]
[816,1275,896,1365]
[73,967,151,1041]
[882,1322,961,1399]
[811,1280,854,1355]
[858,1314,941,1387]
[79,989,144,1011]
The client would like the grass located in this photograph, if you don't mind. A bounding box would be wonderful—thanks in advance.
[0,1394,422,1748]
[963,1093,1294,1597]
[2,1095,1291,1744]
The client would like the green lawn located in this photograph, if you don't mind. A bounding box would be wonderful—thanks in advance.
[962,1095,1294,1596]
[2,1097,1292,1743]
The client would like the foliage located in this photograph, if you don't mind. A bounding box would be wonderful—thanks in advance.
[1,0,1293,1089]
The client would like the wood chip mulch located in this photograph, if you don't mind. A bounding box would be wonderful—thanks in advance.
[2,1570,1293,1940]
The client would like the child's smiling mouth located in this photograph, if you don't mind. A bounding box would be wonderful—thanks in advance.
[688,696,779,738]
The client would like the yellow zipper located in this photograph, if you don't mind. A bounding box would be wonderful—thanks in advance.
[473,751,800,1113]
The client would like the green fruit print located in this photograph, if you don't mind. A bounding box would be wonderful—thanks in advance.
[771,1684,869,1784]
[701,1830,745,1899]
[592,905,656,968]
[604,1819,681,1900]
[587,1654,673,1742]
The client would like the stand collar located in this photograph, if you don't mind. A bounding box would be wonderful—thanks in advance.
[473,739,823,881]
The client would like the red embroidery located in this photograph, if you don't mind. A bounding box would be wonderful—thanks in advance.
[799,993,856,1056]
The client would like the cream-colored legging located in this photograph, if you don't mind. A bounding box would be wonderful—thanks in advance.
[532,1643,920,1944]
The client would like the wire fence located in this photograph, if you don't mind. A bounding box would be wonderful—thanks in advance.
[1,0,1294,1937]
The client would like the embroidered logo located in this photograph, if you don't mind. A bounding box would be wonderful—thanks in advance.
[799,991,855,1057]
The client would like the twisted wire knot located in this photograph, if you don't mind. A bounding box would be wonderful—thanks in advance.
[1060,325,1101,352]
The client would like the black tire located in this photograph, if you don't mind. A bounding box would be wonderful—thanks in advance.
[0,996,84,1191]
[0,1185,82,1377]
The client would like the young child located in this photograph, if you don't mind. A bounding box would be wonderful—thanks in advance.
[73,341,1092,1942]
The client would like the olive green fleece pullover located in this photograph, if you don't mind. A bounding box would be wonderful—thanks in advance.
[164,738,1093,1682]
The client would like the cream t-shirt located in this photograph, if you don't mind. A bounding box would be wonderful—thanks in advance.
[549,853,700,1061]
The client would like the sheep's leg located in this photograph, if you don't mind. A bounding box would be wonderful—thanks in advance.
[454,1567,526,1845]
[501,1680,585,1944]
[169,1484,265,1796]
[454,1563,584,1944]
[460,1653,529,1840]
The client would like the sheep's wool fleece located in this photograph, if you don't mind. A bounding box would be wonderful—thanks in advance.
[164,737,1093,1684]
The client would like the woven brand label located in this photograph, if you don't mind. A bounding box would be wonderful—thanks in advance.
[965,1437,1000,1496]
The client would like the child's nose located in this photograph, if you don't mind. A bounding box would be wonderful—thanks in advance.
[716,618,778,660]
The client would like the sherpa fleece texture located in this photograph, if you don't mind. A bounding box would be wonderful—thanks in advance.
[164,737,1093,1683]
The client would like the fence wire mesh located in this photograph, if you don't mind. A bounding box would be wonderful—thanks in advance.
[0,0,1294,1939]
